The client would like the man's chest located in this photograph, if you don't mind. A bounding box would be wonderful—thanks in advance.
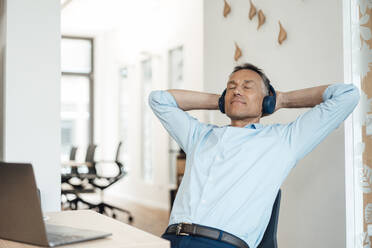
[193,128,280,158]
[187,128,286,177]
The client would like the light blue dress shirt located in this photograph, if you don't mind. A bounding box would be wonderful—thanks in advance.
[148,83,360,248]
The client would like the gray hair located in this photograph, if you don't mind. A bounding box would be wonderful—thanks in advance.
[231,63,270,97]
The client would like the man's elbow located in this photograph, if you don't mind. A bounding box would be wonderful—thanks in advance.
[148,90,178,110]
[349,85,360,108]
[148,90,160,109]
[338,84,361,116]
[336,83,360,108]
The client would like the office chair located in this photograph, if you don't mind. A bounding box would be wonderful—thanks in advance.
[61,146,79,209]
[89,142,133,221]
[81,144,98,176]
[61,146,78,182]
[77,142,134,223]
[257,189,281,248]
[62,145,97,210]
[69,146,78,161]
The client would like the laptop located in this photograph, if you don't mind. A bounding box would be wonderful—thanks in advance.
[0,162,112,247]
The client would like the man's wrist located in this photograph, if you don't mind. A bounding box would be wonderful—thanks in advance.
[211,94,221,110]
[278,84,330,109]
[275,91,285,110]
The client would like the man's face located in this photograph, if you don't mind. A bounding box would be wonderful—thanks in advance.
[225,69,265,120]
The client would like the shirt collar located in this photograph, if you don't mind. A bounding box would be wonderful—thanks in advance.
[245,123,262,129]
[224,123,263,129]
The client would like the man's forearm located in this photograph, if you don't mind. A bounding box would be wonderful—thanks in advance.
[167,89,220,111]
[278,84,331,109]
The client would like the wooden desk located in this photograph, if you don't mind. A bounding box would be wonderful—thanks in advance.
[0,210,170,248]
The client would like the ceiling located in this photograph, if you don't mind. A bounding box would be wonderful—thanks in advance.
[61,0,167,32]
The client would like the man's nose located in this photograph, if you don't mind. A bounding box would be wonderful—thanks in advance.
[233,87,241,95]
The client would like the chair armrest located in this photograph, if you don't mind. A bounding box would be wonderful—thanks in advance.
[95,160,116,164]
[62,161,93,167]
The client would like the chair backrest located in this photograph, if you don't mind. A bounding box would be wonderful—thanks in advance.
[115,141,122,162]
[69,146,78,161]
[114,141,126,178]
[90,142,127,189]
[85,144,97,163]
[257,189,281,248]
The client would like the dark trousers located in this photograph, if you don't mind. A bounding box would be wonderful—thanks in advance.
[161,233,240,248]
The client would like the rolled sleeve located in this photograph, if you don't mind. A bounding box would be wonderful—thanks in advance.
[148,90,205,154]
[283,83,360,163]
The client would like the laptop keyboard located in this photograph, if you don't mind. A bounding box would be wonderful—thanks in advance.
[45,224,111,246]
[47,232,87,245]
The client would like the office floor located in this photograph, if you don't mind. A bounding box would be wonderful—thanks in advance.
[62,193,170,237]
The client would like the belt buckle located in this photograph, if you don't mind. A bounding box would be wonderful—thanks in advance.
[176,223,190,236]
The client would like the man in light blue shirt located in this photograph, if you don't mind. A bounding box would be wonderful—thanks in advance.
[148,63,360,248]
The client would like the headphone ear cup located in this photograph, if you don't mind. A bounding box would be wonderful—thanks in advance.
[262,96,276,114]
[219,89,227,114]
[262,84,276,114]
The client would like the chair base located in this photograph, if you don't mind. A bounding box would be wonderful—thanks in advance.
[62,193,134,223]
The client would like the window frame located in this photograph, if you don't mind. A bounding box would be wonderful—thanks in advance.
[61,35,94,144]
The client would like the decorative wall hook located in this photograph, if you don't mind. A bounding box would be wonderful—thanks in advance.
[234,42,242,61]
[223,0,231,18]
[257,10,266,29]
[278,21,287,44]
[249,0,257,20]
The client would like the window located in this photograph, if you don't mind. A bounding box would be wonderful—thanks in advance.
[118,66,132,171]
[141,58,153,182]
[60,36,94,161]
[168,46,183,185]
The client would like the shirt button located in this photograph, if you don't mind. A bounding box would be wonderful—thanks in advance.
[216,155,222,161]
[202,200,206,204]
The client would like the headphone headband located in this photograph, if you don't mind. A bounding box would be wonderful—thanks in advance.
[267,83,276,98]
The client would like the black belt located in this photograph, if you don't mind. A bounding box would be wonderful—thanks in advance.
[164,223,249,248]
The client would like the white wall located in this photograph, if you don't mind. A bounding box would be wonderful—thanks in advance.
[203,0,345,247]
[61,0,204,210]
[1,0,61,212]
